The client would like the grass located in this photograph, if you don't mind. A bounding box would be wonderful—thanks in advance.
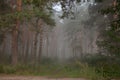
[81,54,120,79]
[0,61,105,80]
[1,56,120,80]
[0,56,120,80]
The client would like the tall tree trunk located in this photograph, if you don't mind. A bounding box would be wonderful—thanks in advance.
[32,18,39,65]
[37,20,43,63]
[46,35,49,57]
[24,38,29,64]
[33,32,39,64]
[38,27,43,63]
[12,0,22,65]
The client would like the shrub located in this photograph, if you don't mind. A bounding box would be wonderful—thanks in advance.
[0,65,4,73]
[4,66,16,74]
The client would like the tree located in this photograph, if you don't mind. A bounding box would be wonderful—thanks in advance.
[11,0,22,65]
[0,0,12,44]
[0,0,56,65]
[23,0,56,64]
[99,0,120,58]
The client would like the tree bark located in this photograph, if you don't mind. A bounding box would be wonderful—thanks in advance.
[33,32,39,64]
[32,18,40,65]
[11,0,22,65]
[37,19,43,63]
[46,35,49,57]
[38,27,43,63]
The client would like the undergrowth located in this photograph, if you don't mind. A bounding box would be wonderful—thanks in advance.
[0,62,104,80]
[0,56,120,80]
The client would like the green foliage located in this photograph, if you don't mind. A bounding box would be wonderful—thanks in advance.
[40,57,57,65]
[0,65,4,73]
[0,0,56,44]
[23,0,56,26]
[0,65,16,74]
[81,54,109,67]
[23,0,50,7]
[0,1,11,14]
[1,56,118,79]
[0,59,104,80]
[81,54,120,79]
[101,64,120,78]
[4,66,16,74]
[99,0,120,57]
[0,1,12,44]
[95,0,103,2]
[32,9,55,26]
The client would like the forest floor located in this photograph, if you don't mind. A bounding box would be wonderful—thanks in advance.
[0,75,86,80]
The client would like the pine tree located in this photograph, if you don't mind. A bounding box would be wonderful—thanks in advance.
[99,0,120,57]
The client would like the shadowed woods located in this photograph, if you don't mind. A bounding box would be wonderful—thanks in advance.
[0,0,120,80]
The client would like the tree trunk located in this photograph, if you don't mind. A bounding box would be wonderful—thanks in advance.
[32,18,40,65]
[11,0,22,65]
[38,27,43,63]
[33,32,39,64]
[46,35,49,57]
[24,38,29,64]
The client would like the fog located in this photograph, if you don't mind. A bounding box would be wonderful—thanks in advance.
[42,0,99,60]
[0,0,111,62]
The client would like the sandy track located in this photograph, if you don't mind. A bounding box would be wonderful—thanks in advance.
[0,76,86,80]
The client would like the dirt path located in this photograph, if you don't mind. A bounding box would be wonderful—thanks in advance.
[0,76,86,80]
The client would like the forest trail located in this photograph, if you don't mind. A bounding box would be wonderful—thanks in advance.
[0,76,86,80]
